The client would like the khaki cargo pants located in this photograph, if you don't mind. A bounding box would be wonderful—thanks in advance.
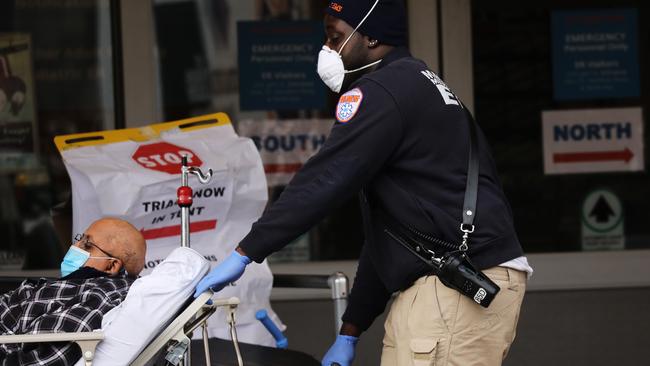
[381,267,526,366]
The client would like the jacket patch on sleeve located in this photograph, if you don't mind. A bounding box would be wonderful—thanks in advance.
[336,88,364,123]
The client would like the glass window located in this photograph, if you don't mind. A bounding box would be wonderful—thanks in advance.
[0,0,118,270]
[472,0,649,253]
[153,0,368,262]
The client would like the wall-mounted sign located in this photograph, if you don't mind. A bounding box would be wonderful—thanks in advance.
[238,119,332,187]
[542,107,644,174]
[0,33,38,172]
[237,21,326,111]
[581,189,624,251]
[551,9,640,100]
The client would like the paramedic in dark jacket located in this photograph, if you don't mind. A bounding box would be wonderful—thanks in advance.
[195,1,532,365]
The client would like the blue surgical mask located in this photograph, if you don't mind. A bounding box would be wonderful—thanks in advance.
[60,245,91,277]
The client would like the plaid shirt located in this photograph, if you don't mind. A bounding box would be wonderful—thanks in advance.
[0,268,133,366]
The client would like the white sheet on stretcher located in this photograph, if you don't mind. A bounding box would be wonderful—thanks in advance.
[74,247,210,366]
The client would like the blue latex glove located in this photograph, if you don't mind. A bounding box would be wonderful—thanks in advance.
[321,335,358,366]
[194,251,251,297]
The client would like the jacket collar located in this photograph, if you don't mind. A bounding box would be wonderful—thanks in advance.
[60,266,114,280]
[344,47,412,93]
[376,47,412,70]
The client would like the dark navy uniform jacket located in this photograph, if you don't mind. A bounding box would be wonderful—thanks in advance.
[239,47,524,331]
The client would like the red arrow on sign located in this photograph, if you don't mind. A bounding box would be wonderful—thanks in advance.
[553,148,634,164]
[141,219,217,240]
[264,163,303,174]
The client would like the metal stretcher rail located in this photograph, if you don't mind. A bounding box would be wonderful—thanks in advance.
[272,272,349,335]
[0,331,104,366]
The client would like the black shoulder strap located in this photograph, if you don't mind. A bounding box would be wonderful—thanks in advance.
[460,107,479,248]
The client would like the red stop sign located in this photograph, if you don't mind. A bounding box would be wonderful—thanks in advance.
[132,142,203,174]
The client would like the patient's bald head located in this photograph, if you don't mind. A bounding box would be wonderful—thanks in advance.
[74,218,147,276]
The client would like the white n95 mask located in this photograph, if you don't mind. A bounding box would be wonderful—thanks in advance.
[317,0,382,93]
[317,46,347,93]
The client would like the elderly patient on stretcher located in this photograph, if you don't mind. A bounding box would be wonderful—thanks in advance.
[0,218,146,366]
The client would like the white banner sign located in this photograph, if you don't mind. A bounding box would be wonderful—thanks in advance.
[238,119,333,187]
[56,114,283,347]
[542,107,644,174]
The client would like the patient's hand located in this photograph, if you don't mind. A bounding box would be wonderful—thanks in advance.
[193,250,252,297]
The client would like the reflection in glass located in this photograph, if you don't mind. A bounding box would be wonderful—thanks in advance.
[0,0,115,270]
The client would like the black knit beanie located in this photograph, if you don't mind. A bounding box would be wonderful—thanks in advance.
[325,0,407,46]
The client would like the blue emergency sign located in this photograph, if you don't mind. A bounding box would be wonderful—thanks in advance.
[237,21,326,111]
[551,9,640,100]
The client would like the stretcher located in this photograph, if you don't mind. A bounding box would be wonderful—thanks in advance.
[0,154,351,366]
[0,292,241,366]
[0,158,244,366]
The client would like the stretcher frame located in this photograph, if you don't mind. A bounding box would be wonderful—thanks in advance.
[0,152,352,365]
[131,294,242,366]
[0,292,241,366]
[0,272,350,366]
[0,331,104,366]
[0,158,245,366]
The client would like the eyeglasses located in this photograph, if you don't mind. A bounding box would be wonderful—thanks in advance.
[73,233,121,262]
